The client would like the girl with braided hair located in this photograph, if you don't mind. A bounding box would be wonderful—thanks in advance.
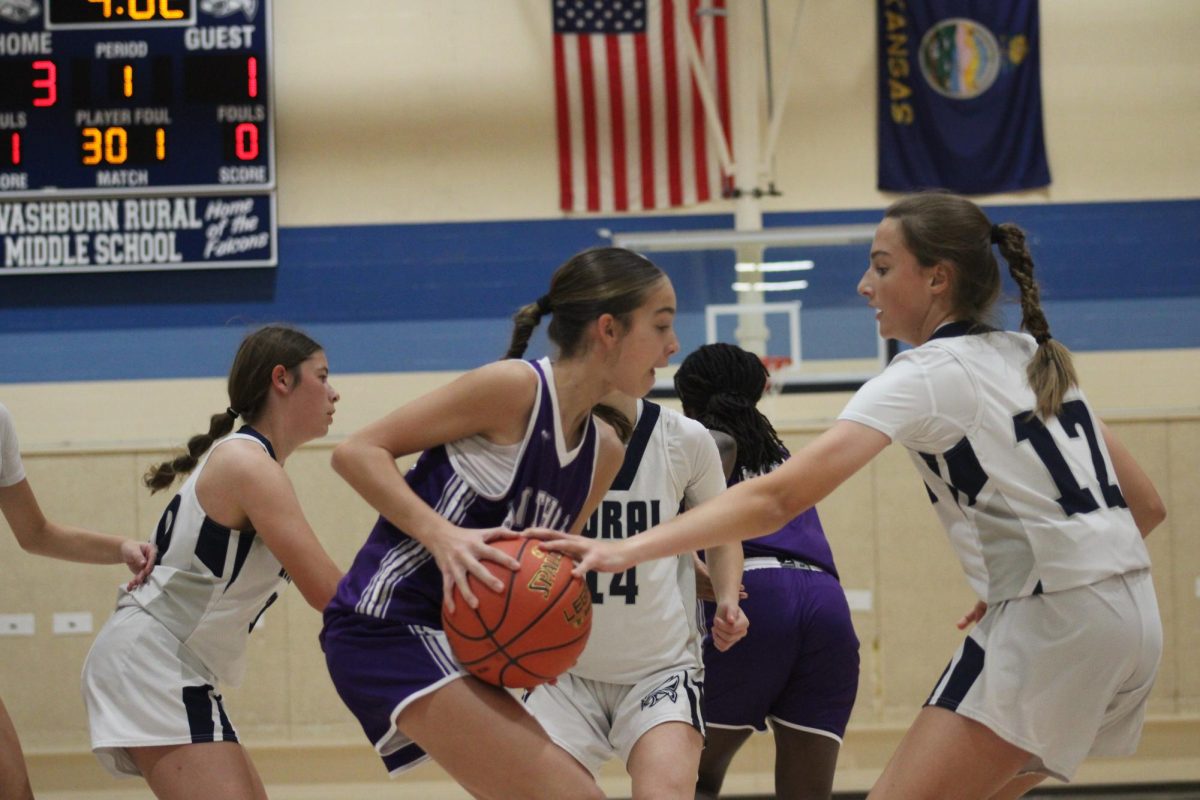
[321,247,680,798]
[534,193,1166,799]
[82,324,343,799]
[674,343,859,800]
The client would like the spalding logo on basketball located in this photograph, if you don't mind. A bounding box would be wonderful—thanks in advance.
[441,538,592,689]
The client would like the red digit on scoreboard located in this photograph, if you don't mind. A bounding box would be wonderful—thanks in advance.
[9,132,19,166]
[32,60,57,107]
[247,56,258,98]
[234,122,259,160]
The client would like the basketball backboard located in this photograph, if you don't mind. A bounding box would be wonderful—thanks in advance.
[608,224,894,396]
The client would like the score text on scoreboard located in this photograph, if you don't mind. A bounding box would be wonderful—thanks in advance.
[0,0,273,197]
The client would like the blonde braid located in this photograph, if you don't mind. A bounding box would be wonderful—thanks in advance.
[994,223,1078,418]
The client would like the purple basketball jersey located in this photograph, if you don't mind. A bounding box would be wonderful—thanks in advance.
[327,359,598,629]
[732,456,839,578]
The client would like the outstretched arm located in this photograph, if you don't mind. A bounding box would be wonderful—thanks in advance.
[0,479,155,589]
[536,420,891,574]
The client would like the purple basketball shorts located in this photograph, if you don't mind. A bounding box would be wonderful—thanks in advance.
[703,558,859,740]
[321,608,468,775]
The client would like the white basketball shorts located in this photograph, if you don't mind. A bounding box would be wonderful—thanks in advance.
[926,568,1161,781]
[82,606,238,777]
[522,665,705,775]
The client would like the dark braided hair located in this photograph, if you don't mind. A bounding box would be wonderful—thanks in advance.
[885,192,1077,419]
[674,343,788,477]
[143,325,323,492]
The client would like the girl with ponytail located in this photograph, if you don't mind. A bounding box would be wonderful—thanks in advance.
[536,195,1166,799]
[82,324,343,799]
[675,344,859,800]
[322,247,679,796]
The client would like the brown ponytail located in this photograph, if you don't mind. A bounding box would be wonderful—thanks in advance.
[993,223,1078,419]
[504,247,666,360]
[143,410,236,492]
[143,324,323,492]
[591,403,634,444]
[506,298,550,359]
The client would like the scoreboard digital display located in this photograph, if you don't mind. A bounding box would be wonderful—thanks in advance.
[0,0,272,196]
[0,0,275,273]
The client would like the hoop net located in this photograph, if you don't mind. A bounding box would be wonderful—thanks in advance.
[760,355,793,397]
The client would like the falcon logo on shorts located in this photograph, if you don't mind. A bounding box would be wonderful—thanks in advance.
[641,674,680,709]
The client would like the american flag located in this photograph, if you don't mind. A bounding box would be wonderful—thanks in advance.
[553,0,731,213]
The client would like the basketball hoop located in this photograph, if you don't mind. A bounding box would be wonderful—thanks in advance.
[760,355,793,397]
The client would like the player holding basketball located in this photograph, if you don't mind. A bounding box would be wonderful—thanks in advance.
[534,193,1166,799]
[82,325,344,800]
[0,402,156,800]
[522,390,748,798]
[674,343,859,800]
[321,247,678,799]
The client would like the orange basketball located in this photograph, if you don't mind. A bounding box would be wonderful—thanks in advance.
[441,538,592,689]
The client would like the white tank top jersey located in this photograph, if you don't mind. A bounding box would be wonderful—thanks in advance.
[571,400,727,684]
[0,402,26,487]
[118,430,290,686]
[839,327,1151,604]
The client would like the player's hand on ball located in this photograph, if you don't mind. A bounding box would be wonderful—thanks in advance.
[433,524,522,613]
[441,538,592,688]
[522,528,635,576]
[710,603,748,652]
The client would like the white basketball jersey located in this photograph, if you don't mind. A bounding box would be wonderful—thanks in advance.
[0,403,25,487]
[840,327,1150,604]
[119,430,290,686]
[571,401,726,683]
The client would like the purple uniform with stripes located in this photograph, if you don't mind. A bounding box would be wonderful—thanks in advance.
[321,359,598,775]
[702,456,860,741]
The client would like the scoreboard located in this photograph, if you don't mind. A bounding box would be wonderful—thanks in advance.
[0,0,275,273]
[0,0,273,195]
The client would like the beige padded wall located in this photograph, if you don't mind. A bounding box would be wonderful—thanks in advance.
[1165,420,1200,715]
[5,416,1198,797]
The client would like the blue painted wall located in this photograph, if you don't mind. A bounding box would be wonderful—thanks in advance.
[1,199,1197,383]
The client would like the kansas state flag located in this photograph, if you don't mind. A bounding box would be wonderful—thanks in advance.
[878,0,1050,193]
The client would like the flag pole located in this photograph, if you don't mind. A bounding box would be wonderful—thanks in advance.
[674,3,734,176]
[761,0,808,183]
[729,0,768,357]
